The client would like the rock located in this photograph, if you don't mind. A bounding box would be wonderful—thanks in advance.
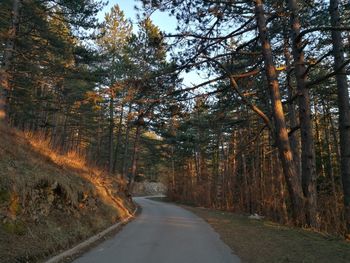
[248,213,264,220]
[47,193,55,204]
[51,181,58,190]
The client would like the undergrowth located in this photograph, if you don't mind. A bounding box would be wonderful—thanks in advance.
[0,125,134,262]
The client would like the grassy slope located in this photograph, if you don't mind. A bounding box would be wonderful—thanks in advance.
[0,125,134,262]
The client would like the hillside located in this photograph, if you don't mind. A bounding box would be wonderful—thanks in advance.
[0,125,135,262]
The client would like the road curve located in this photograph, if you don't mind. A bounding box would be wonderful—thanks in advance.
[73,197,240,263]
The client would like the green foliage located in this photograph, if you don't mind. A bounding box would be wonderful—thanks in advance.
[98,5,132,54]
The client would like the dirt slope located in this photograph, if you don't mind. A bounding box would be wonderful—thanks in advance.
[0,125,134,262]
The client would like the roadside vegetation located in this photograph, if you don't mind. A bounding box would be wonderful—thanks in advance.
[187,206,350,263]
[150,197,350,263]
[0,125,134,262]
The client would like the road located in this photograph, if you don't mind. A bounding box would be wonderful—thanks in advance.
[73,197,241,263]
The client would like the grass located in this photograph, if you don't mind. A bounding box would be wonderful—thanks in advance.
[187,207,350,263]
[0,125,134,262]
[149,197,350,263]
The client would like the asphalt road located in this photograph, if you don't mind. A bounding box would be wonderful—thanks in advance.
[73,197,241,263]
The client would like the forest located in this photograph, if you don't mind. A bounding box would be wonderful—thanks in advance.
[1,0,350,239]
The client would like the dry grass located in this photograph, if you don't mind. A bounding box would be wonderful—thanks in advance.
[185,206,350,263]
[0,125,134,262]
[22,130,132,217]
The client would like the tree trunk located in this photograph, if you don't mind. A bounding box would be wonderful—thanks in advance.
[127,120,142,193]
[108,95,114,173]
[122,104,132,179]
[329,0,350,236]
[254,0,305,225]
[0,0,20,123]
[60,115,69,152]
[322,102,338,210]
[287,0,318,228]
[283,33,301,179]
[112,103,124,174]
[313,100,326,178]
[170,145,176,192]
[96,108,104,165]
[194,146,201,183]
[324,100,341,162]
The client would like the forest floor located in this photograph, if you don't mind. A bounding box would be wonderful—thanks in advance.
[150,197,350,263]
[0,125,135,263]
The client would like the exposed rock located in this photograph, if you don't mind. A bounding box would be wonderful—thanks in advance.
[248,213,264,220]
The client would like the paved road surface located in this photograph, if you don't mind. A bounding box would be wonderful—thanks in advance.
[73,197,240,263]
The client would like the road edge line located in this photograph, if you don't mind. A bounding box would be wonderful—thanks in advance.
[45,206,138,263]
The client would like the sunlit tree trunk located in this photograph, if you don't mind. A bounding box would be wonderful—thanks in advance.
[254,0,305,225]
[283,33,301,179]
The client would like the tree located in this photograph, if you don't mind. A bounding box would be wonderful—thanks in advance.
[96,4,132,174]
[0,0,103,124]
[254,0,305,225]
[123,17,173,192]
[286,0,317,227]
[329,0,350,236]
[0,0,20,122]
[138,0,350,233]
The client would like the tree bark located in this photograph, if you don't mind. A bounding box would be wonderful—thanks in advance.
[122,105,132,179]
[0,0,20,123]
[322,102,338,209]
[329,0,350,236]
[112,103,124,174]
[283,33,301,180]
[313,100,326,178]
[286,0,318,228]
[108,95,114,173]
[254,0,305,225]
[127,119,142,193]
